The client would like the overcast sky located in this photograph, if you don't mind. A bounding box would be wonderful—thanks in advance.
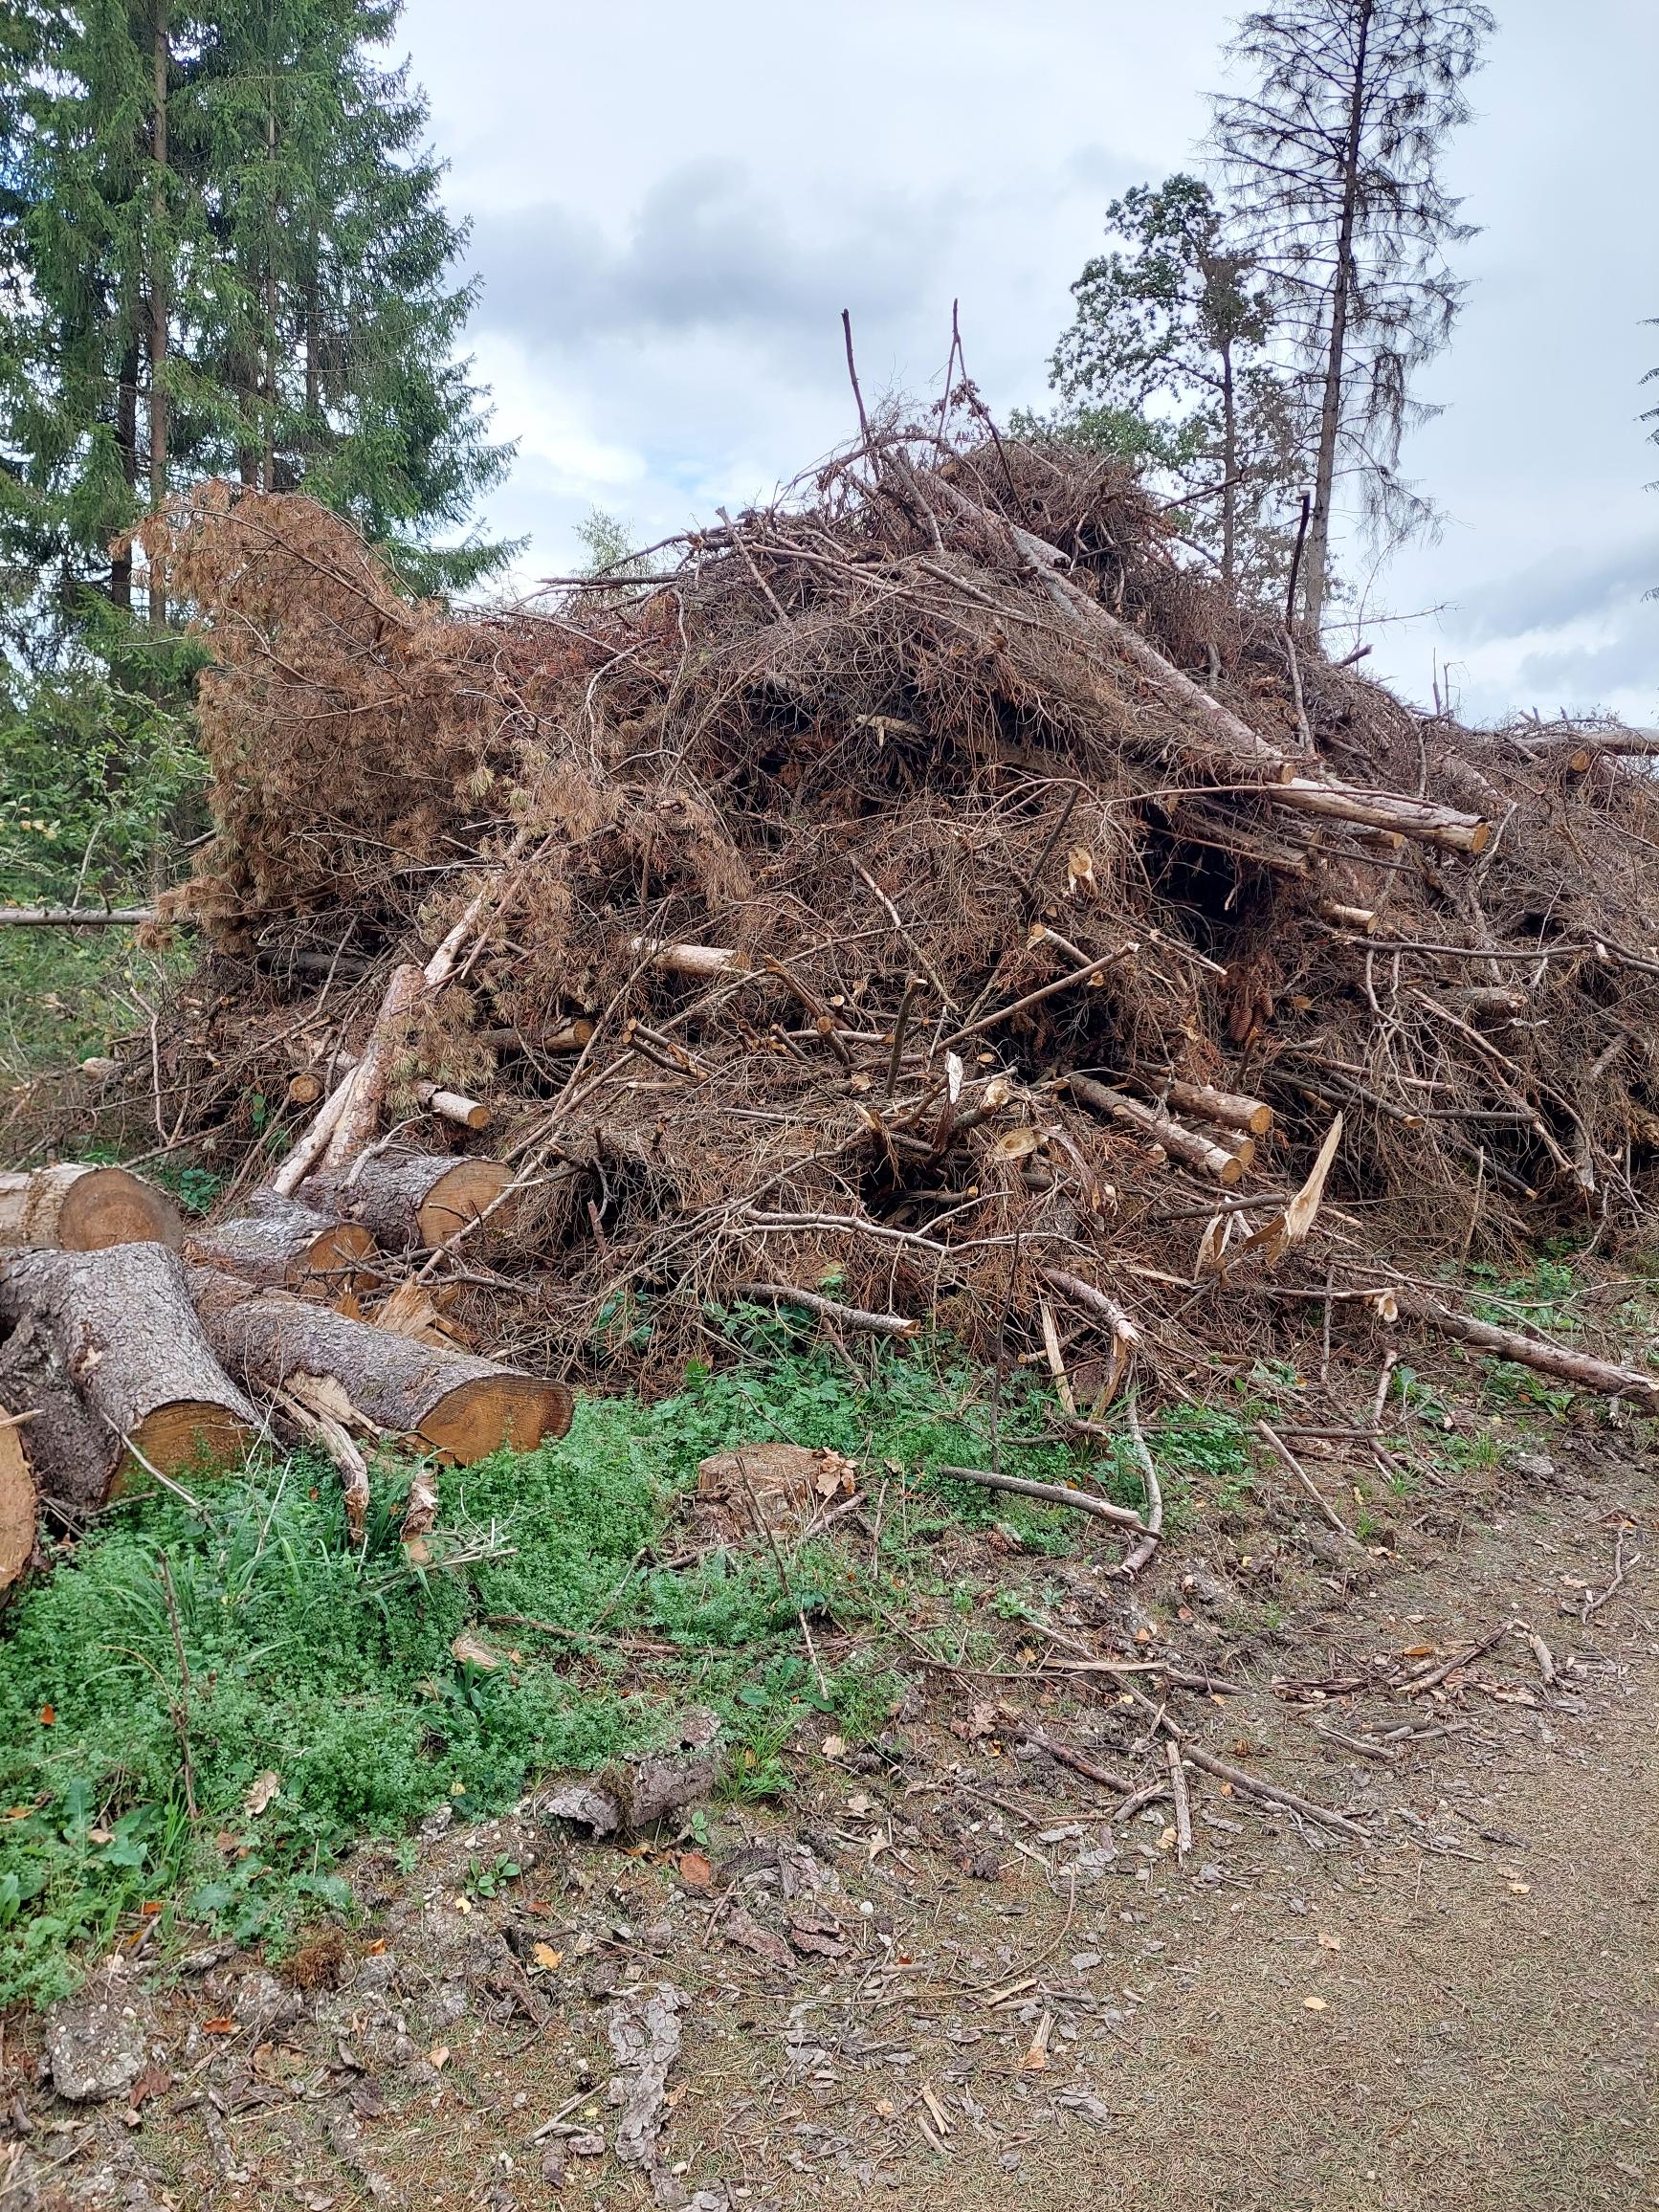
[399,0,1658,726]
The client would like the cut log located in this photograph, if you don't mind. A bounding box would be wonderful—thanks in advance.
[628,937,746,979]
[1159,1077,1273,1139]
[1316,900,1376,932]
[0,1164,182,1253]
[286,1070,325,1106]
[1069,1075,1251,1184]
[0,1407,37,1601]
[416,1080,492,1132]
[322,961,425,1169]
[188,1266,571,1462]
[306,1153,515,1253]
[1393,1291,1659,1403]
[480,1019,594,1054]
[185,1192,377,1293]
[0,1246,258,1512]
[1272,778,1490,854]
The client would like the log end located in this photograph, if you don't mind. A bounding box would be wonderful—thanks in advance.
[1245,1104,1274,1138]
[419,1376,573,1464]
[0,1418,36,1600]
[303,1220,378,1291]
[1215,1153,1246,1188]
[59,1166,183,1252]
[1465,821,1493,855]
[416,1160,516,1246]
[113,1401,258,1495]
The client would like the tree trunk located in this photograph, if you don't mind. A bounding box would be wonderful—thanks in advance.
[147,0,170,630]
[1302,0,1374,634]
[0,1164,182,1252]
[188,1267,571,1462]
[184,1192,376,1293]
[321,961,425,1169]
[112,347,140,610]
[1069,1075,1252,1183]
[1272,777,1489,853]
[0,1408,36,1601]
[1159,1077,1274,1139]
[0,1247,258,1514]
[1219,337,1237,592]
[304,1154,514,1253]
[1394,1291,1659,1404]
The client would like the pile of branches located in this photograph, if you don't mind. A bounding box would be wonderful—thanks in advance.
[9,419,1659,1570]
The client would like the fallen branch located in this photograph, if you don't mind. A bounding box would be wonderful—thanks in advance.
[1256,1421,1361,1547]
[936,1463,1147,1532]
[0,905,156,926]
[1393,1290,1659,1403]
[731,1280,919,1337]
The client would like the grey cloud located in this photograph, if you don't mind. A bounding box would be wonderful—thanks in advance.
[470,161,959,368]
[1513,621,1659,711]
[1449,536,1659,646]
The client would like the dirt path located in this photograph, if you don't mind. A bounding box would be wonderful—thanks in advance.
[5,1453,1655,2212]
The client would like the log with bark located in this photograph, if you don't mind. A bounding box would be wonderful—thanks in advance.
[1271,778,1491,853]
[1394,1290,1659,1403]
[0,1246,259,1513]
[185,1191,377,1294]
[1069,1074,1252,1184]
[0,1163,182,1252]
[304,1153,515,1252]
[0,1406,36,1600]
[188,1267,571,1461]
[1157,1077,1273,1139]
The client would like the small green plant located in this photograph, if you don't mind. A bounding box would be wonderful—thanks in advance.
[465,1853,522,1899]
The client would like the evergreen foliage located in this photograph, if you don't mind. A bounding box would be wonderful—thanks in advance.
[0,0,511,632]
[1210,0,1493,631]
[1029,174,1307,603]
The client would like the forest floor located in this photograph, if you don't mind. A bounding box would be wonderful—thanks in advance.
[2,1426,1654,2212]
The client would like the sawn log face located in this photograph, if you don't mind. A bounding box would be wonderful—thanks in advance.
[0,1246,259,1510]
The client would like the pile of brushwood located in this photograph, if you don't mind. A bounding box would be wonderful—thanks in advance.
[5,416,1659,1592]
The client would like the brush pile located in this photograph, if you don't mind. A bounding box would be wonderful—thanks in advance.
[6,418,1659,1582]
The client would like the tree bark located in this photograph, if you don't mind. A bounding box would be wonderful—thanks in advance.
[1069,1074,1252,1183]
[321,961,425,1169]
[0,1247,258,1513]
[1158,1078,1274,1139]
[416,1080,492,1132]
[1272,777,1490,853]
[0,1164,182,1252]
[1393,1291,1659,1404]
[188,1266,571,1462]
[185,1192,376,1293]
[0,1408,36,1601]
[305,1153,515,1253]
[0,907,156,927]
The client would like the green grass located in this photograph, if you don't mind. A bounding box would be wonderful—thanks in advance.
[1,1331,1252,2005]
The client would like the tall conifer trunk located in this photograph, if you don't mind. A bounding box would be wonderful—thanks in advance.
[147,0,169,629]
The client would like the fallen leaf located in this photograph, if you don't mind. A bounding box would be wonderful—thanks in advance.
[244,1770,280,1817]
[1402,1644,1438,1660]
[37,1706,54,1726]
[203,2018,238,2036]
[677,1849,713,1889]
[820,1735,847,1760]
[1302,1997,1328,2012]
[531,1941,564,1971]
[1508,1881,1532,1895]
[429,2045,450,2069]
[1316,1932,1342,1952]
[450,1632,502,1671]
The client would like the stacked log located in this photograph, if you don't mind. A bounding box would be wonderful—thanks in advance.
[0,1245,259,1511]
[185,1191,376,1292]
[0,1164,181,1252]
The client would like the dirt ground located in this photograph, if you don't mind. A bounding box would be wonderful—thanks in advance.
[4,1440,1655,2212]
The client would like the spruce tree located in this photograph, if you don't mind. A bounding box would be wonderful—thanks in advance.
[0,0,511,635]
[1211,0,1493,633]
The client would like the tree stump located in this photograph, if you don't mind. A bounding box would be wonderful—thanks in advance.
[186,1191,376,1294]
[188,1267,570,1462]
[0,1247,258,1513]
[0,1164,182,1252]
[306,1153,514,1253]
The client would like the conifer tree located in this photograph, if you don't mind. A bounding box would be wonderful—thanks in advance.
[1211,0,1493,633]
[1037,174,1306,601]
